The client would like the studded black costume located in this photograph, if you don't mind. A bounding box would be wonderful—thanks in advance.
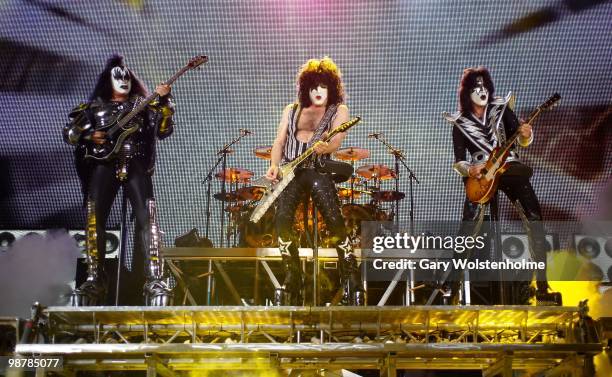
[63,57,175,306]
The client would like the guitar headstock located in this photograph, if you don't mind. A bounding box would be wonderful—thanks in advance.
[538,93,561,112]
[188,55,208,69]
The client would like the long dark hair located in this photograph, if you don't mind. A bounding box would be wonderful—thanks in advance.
[296,57,345,108]
[458,66,495,113]
[89,54,148,101]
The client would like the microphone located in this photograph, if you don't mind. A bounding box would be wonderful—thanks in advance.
[240,128,254,135]
[368,132,382,139]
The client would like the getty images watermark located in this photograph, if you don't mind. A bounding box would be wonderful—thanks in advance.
[371,232,545,272]
[360,221,611,282]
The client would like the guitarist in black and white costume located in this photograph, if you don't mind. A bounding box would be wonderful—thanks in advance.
[443,66,560,305]
[266,57,364,306]
[63,54,175,306]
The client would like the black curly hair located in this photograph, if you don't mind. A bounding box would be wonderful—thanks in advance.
[458,66,495,113]
[296,57,345,108]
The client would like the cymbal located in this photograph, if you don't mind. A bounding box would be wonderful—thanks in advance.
[213,192,240,202]
[254,146,272,160]
[347,176,366,186]
[334,147,370,161]
[355,164,396,180]
[215,168,254,183]
[236,186,266,201]
[337,188,362,200]
[371,190,406,202]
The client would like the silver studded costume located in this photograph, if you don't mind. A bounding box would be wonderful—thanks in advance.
[444,92,552,303]
[64,93,175,306]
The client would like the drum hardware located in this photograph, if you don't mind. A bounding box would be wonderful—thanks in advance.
[334,146,370,162]
[213,192,240,202]
[215,168,254,183]
[335,146,370,204]
[254,145,272,160]
[236,186,266,201]
[369,133,419,232]
[371,190,406,202]
[355,164,396,181]
[202,129,253,293]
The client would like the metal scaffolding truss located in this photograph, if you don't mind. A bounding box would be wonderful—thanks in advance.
[14,305,605,376]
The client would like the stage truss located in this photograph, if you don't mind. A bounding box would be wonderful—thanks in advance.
[14,305,606,377]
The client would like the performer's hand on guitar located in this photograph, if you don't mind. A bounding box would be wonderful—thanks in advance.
[266,164,280,182]
[92,131,106,145]
[518,120,532,140]
[469,163,486,179]
[314,140,330,155]
[155,84,171,97]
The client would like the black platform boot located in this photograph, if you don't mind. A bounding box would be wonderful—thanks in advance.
[274,253,303,306]
[340,253,365,306]
[535,281,562,306]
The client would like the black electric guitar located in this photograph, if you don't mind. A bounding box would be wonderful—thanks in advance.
[85,55,207,161]
[249,116,361,223]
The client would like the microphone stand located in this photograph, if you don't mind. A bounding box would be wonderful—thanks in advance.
[371,134,420,234]
[202,130,251,247]
[201,130,250,306]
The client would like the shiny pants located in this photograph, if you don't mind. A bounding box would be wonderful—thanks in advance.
[276,168,350,257]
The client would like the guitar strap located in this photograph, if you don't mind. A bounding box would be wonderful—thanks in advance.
[307,104,339,148]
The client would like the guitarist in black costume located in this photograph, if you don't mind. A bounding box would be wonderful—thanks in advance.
[63,54,175,306]
[266,57,365,306]
[443,66,560,305]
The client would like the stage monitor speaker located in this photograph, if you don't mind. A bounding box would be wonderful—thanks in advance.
[573,235,612,282]
[0,229,121,258]
[67,230,121,259]
[500,233,557,262]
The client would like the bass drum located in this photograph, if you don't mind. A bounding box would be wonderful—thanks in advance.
[239,206,277,247]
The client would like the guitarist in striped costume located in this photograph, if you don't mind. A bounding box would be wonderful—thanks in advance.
[266,57,364,306]
[443,66,560,305]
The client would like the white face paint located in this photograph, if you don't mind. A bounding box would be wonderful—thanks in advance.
[309,85,329,107]
[110,66,131,95]
[470,76,488,107]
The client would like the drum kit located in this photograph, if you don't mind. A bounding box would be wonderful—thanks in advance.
[211,145,407,248]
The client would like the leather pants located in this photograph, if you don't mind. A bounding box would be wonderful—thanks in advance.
[451,173,549,299]
[275,168,364,305]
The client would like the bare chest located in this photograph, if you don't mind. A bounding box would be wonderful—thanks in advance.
[296,107,325,137]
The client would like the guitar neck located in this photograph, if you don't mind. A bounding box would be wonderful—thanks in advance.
[111,65,192,132]
[499,106,542,154]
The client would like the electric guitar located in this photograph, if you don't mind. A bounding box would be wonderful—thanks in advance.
[465,93,560,204]
[84,55,208,161]
[249,116,362,223]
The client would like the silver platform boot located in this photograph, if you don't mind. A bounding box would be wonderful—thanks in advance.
[70,200,107,306]
[143,198,173,306]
